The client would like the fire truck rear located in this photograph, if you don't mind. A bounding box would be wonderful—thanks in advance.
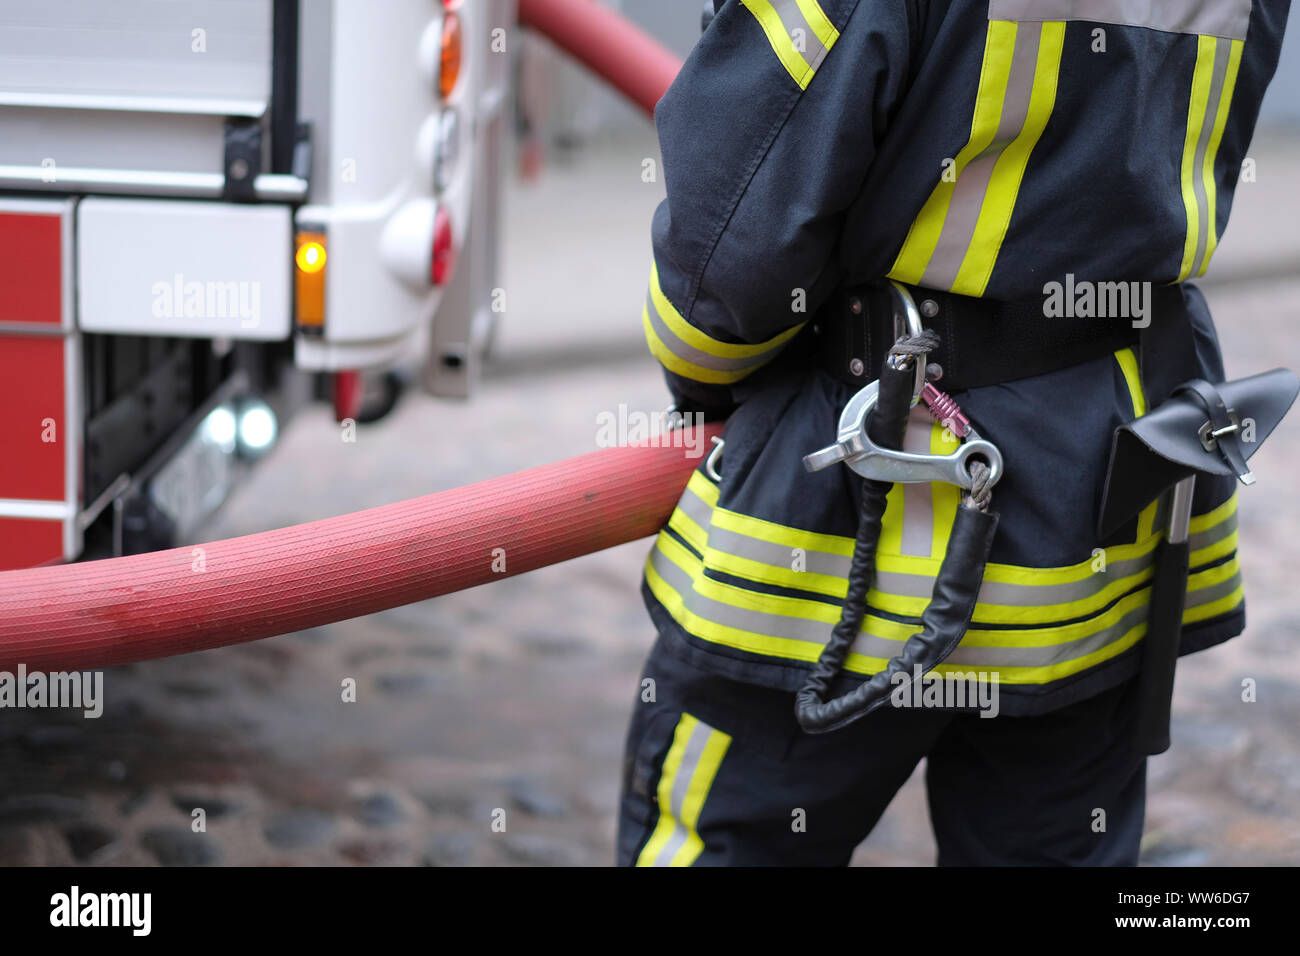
[0,0,512,570]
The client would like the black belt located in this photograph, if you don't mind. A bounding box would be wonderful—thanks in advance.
[813,281,1187,392]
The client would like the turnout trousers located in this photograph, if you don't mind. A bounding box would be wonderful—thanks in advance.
[616,630,1147,867]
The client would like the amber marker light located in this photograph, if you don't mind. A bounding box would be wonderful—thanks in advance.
[295,232,327,330]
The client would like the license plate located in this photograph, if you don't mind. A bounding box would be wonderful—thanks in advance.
[149,405,238,539]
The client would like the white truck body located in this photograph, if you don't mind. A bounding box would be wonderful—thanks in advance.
[0,0,514,569]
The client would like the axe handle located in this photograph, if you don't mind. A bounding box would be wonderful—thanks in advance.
[1133,477,1195,756]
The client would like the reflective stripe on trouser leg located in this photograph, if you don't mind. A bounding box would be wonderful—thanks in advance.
[636,713,731,867]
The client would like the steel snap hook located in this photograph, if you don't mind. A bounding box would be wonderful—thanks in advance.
[802,380,1004,492]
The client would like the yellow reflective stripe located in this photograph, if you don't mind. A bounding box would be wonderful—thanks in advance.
[929,418,961,559]
[684,469,1235,588]
[635,713,730,867]
[1114,347,1159,541]
[706,497,853,561]
[1178,36,1218,281]
[942,626,1141,683]
[1189,491,1236,533]
[658,523,1236,649]
[953,20,1065,296]
[635,714,691,867]
[1135,499,1159,547]
[648,526,1243,685]
[644,261,804,385]
[1195,38,1244,277]
[643,306,749,384]
[742,0,815,88]
[963,557,1241,648]
[688,468,721,506]
[663,473,1239,625]
[1114,347,1146,417]
[647,533,835,660]
[740,0,839,90]
[667,502,709,554]
[669,728,729,866]
[794,0,840,51]
[700,531,851,601]
[649,261,801,360]
[1184,579,1245,625]
[878,482,907,557]
[889,21,1019,285]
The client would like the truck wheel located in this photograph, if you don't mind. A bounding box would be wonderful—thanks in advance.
[356,370,405,424]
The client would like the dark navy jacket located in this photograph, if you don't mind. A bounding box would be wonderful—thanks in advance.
[640,0,1290,714]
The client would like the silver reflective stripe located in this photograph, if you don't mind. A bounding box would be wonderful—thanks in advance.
[644,294,775,374]
[651,538,1242,670]
[650,718,713,867]
[945,569,1242,667]
[671,480,1237,608]
[987,0,1252,40]
[1190,39,1234,272]
[899,410,938,557]
[705,523,850,581]
[923,23,1043,290]
[771,0,833,74]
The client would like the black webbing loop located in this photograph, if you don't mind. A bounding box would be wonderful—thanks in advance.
[795,336,999,734]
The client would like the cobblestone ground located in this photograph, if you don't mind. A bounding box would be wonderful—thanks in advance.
[2,276,1297,867]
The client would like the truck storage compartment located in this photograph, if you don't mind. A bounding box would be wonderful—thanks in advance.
[77,196,293,340]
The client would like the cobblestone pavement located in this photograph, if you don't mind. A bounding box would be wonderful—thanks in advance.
[1,131,1298,865]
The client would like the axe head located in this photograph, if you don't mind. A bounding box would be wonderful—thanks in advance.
[1097,367,1299,539]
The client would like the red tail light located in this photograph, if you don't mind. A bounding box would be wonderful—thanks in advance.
[431,207,455,285]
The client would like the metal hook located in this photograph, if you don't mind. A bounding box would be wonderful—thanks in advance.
[887,280,929,403]
[705,436,725,482]
[803,380,1003,491]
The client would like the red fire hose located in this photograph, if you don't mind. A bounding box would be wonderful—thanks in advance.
[518,0,683,117]
[0,0,695,672]
[0,428,719,672]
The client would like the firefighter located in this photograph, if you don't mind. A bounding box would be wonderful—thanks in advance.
[618,0,1290,866]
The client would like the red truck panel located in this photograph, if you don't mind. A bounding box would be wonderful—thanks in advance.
[0,212,62,326]
[0,335,67,501]
[0,518,63,571]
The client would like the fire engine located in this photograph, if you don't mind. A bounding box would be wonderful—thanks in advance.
[0,0,513,570]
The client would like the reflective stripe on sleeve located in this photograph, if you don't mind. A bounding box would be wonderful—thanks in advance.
[642,259,805,385]
[740,0,841,90]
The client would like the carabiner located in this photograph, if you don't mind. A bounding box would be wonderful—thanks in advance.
[802,380,1003,492]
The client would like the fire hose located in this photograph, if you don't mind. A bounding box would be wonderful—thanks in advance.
[0,428,719,672]
[517,0,683,117]
[0,1,693,671]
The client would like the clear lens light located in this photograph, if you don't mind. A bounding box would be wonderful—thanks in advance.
[238,401,278,454]
[204,407,238,450]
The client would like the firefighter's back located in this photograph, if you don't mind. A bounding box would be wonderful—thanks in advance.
[844,0,1289,298]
